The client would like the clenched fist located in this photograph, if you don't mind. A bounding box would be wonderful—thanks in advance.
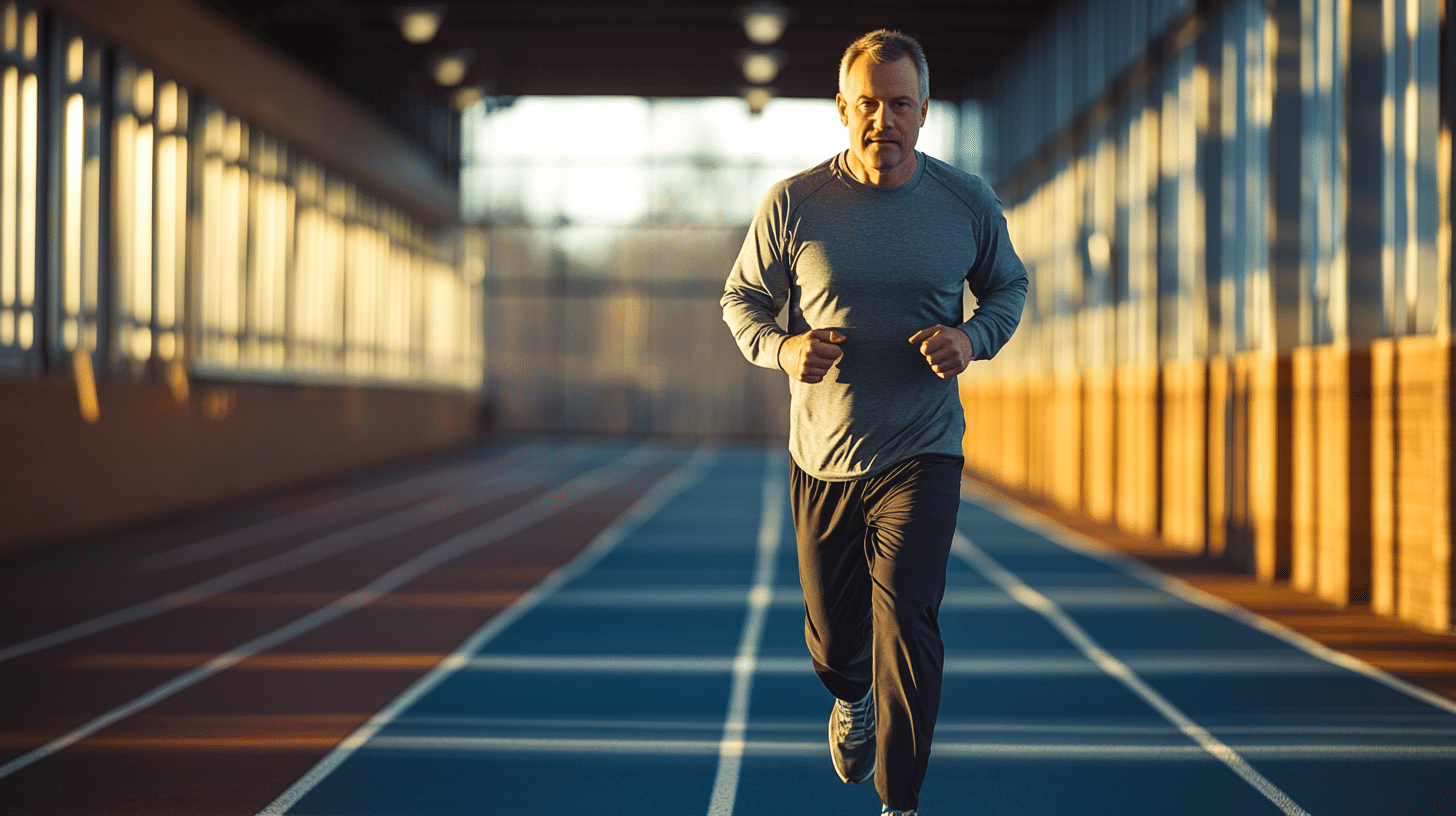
[909,325,973,379]
[779,329,846,384]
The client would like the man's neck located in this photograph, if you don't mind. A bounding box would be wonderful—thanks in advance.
[846,150,918,189]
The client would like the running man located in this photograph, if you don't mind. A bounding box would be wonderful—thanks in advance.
[721,29,1028,816]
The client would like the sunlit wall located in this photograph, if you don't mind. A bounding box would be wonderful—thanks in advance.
[461,95,959,437]
[963,0,1455,633]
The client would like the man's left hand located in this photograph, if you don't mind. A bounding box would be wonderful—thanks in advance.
[909,325,973,380]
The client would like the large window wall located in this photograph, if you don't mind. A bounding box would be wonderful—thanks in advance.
[188,99,480,388]
[0,1,482,394]
[965,0,1456,631]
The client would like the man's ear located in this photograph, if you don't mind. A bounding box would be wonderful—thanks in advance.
[919,97,929,125]
[836,93,849,126]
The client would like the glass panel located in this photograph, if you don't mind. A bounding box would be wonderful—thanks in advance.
[53,28,104,364]
[0,2,37,363]
[1381,0,1443,337]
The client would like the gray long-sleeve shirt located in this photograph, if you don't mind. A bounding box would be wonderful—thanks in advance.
[722,151,1028,481]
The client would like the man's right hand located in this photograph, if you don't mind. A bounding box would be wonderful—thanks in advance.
[778,329,846,384]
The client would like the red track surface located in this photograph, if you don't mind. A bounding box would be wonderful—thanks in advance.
[0,440,681,815]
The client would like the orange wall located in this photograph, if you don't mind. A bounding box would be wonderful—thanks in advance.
[0,377,483,550]
[960,341,1453,633]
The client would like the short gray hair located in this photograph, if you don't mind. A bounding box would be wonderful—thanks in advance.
[838,29,929,102]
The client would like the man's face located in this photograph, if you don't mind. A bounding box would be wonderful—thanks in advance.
[836,54,927,187]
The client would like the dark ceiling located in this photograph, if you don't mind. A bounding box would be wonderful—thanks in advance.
[203,0,1061,102]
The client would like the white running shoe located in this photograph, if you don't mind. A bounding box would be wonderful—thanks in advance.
[830,688,875,784]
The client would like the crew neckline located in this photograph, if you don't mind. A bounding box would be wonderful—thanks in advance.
[833,150,925,194]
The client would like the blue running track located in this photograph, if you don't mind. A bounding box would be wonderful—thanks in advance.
[257,445,1456,816]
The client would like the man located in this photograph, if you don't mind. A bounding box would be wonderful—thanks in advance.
[721,29,1028,816]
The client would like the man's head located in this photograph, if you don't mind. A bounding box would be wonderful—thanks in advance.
[838,29,929,104]
[836,29,930,188]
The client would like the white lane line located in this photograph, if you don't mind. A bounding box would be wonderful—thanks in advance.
[966,485,1456,719]
[543,586,1183,610]
[360,735,1456,762]
[549,587,802,608]
[0,448,662,782]
[707,450,785,816]
[390,714,1456,741]
[0,495,477,663]
[953,532,1313,816]
[0,455,584,665]
[132,441,554,572]
[466,654,744,673]
[456,652,1344,677]
[254,446,719,816]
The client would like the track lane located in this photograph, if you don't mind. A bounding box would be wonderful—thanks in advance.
[0,446,656,778]
[0,442,700,814]
[130,439,579,574]
[0,440,556,648]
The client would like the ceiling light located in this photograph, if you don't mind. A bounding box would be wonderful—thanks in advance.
[739,2,789,45]
[742,86,773,115]
[396,6,444,45]
[452,85,487,111]
[432,49,473,86]
[738,48,784,85]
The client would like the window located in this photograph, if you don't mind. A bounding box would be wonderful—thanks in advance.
[112,57,189,370]
[196,98,481,388]
[54,26,103,365]
[197,103,248,367]
[0,1,38,368]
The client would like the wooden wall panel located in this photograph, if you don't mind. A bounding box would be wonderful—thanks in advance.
[1161,359,1207,552]
[1225,356,1256,570]
[1114,365,1160,537]
[1394,336,1453,632]
[1083,369,1116,523]
[1371,339,1398,615]
[1316,346,1372,605]
[1002,379,1030,489]
[1206,357,1231,558]
[1291,346,1318,593]
[1292,345,1373,606]
[1050,374,1084,510]
[1024,375,1050,497]
[1236,352,1290,582]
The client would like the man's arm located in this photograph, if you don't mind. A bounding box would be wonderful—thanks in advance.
[906,178,1026,379]
[724,184,842,381]
[955,180,1029,363]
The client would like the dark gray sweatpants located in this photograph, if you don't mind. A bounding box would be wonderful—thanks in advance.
[790,453,963,812]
